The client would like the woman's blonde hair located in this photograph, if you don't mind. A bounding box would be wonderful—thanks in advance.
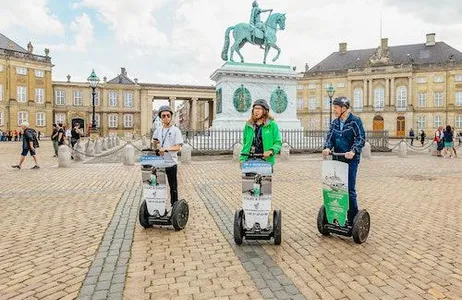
[247,107,274,124]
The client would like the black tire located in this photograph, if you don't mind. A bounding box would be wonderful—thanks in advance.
[273,210,282,245]
[139,200,150,229]
[352,209,371,244]
[234,209,244,245]
[171,199,189,231]
[317,205,330,236]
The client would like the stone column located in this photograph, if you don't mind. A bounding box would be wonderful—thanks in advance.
[169,96,176,113]
[368,79,373,107]
[208,100,214,128]
[391,78,395,106]
[191,97,198,131]
[347,80,352,100]
[363,79,368,107]
[385,78,390,106]
[408,77,413,108]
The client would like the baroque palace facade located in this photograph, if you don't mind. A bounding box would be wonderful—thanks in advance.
[298,33,462,136]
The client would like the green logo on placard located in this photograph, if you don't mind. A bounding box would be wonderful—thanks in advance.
[270,86,288,113]
[233,84,251,113]
[216,88,222,114]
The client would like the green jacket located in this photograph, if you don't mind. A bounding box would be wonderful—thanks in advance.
[240,119,282,165]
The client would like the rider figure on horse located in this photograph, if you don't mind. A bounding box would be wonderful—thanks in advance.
[249,0,272,46]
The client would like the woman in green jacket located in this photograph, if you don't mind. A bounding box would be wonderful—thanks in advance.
[240,99,282,165]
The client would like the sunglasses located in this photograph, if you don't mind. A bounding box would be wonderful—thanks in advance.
[161,114,171,118]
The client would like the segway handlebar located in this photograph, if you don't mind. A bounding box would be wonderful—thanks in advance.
[331,152,346,156]
[241,152,273,159]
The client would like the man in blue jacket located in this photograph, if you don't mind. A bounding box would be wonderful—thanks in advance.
[322,96,366,224]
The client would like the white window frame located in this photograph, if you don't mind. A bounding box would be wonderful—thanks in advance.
[336,82,345,88]
[434,92,444,107]
[0,111,3,126]
[297,98,304,110]
[353,88,363,111]
[323,117,330,130]
[297,85,303,90]
[308,97,317,110]
[456,115,462,128]
[434,115,443,128]
[455,92,462,106]
[108,114,118,128]
[16,67,27,75]
[418,93,426,107]
[0,84,3,102]
[55,90,65,105]
[73,91,83,106]
[417,116,426,129]
[91,91,100,106]
[417,77,427,84]
[308,83,316,89]
[35,70,44,77]
[95,113,100,128]
[324,96,330,111]
[18,111,28,125]
[123,114,133,128]
[109,92,118,107]
[55,113,65,125]
[0,65,3,72]
[308,118,316,130]
[455,75,462,82]
[374,88,385,110]
[35,88,44,104]
[124,92,133,107]
[433,76,444,83]
[36,112,45,127]
[17,86,27,102]
[396,86,407,110]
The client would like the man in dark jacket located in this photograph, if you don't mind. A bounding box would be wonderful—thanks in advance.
[11,122,40,169]
[322,96,366,224]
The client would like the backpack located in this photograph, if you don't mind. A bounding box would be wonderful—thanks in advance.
[27,128,40,148]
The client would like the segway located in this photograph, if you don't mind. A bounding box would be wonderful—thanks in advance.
[234,153,281,245]
[138,149,189,231]
[317,153,370,244]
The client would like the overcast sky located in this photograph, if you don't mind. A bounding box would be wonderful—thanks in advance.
[2,0,462,87]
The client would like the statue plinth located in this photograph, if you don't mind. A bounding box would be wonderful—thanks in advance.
[210,62,303,130]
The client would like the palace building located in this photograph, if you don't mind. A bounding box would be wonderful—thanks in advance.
[298,33,462,136]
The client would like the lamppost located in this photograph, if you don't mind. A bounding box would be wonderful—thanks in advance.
[87,69,100,139]
[326,83,336,126]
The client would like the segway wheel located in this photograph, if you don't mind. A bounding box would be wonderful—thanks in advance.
[234,209,244,245]
[171,199,189,231]
[317,205,330,236]
[352,209,371,244]
[139,200,150,229]
[273,210,282,245]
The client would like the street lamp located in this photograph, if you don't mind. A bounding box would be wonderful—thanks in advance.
[87,69,100,138]
[326,83,336,126]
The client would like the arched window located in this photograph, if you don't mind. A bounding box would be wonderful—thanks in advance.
[374,88,385,110]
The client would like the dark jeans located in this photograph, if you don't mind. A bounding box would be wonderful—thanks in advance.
[347,160,359,223]
[165,164,178,206]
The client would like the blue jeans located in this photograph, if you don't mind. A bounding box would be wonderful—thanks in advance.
[347,160,359,222]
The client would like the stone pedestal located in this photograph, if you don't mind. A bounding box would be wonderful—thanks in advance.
[210,62,303,130]
[398,140,407,158]
[94,140,102,154]
[362,142,372,159]
[280,143,290,160]
[233,143,243,162]
[181,144,193,164]
[58,145,72,168]
[123,144,135,166]
[74,142,86,161]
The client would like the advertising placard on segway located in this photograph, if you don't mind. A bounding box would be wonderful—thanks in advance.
[140,154,171,216]
[322,160,349,227]
[241,160,273,229]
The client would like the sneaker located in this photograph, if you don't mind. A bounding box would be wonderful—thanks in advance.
[31,165,40,170]
[11,165,21,169]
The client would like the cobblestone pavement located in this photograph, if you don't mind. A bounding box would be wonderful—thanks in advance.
[1,140,461,300]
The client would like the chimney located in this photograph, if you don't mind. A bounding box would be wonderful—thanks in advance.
[121,67,127,76]
[381,38,388,51]
[103,76,107,83]
[426,33,436,46]
[339,42,347,53]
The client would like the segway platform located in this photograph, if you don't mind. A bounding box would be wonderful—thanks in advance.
[138,150,189,231]
[234,156,281,245]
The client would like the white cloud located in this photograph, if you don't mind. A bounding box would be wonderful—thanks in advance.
[0,0,64,36]
[71,13,94,52]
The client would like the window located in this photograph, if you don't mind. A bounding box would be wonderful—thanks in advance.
[417,77,427,84]
[308,97,317,110]
[455,75,462,82]
[124,92,133,107]
[418,93,426,107]
[55,113,65,125]
[36,112,45,126]
[18,111,28,125]
[433,76,444,83]
[35,88,44,104]
[324,117,331,130]
[396,86,407,109]
[55,90,65,105]
[324,96,330,111]
[0,111,3,125]
[374,88,385,110]
[308,118,316,130]
[297,85,303,90]
[35,70,44,77]
[91,91,100,106]
[455,92,462,106]
[124,114,133,128]
[73,91,83,106]
[0,65,3,72]
[17,86,27,102]
[353,88,363,110]
[108,114,118,128]
[434,92,443,107]
[417,116,426,129]
[434,115,443,128]
[308,83,316,89]
[109,92,118,107]
[336,82,345,88]
[297,98,304,109]
[0,84,3,101]
[95,113,100,128]
[456,115,462,128]
[16,67,27,75]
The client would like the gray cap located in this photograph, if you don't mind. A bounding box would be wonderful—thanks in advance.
[158,105,174,117]
[252,99,270,111]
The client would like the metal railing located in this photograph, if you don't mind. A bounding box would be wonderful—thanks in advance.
[182,129,390,154]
